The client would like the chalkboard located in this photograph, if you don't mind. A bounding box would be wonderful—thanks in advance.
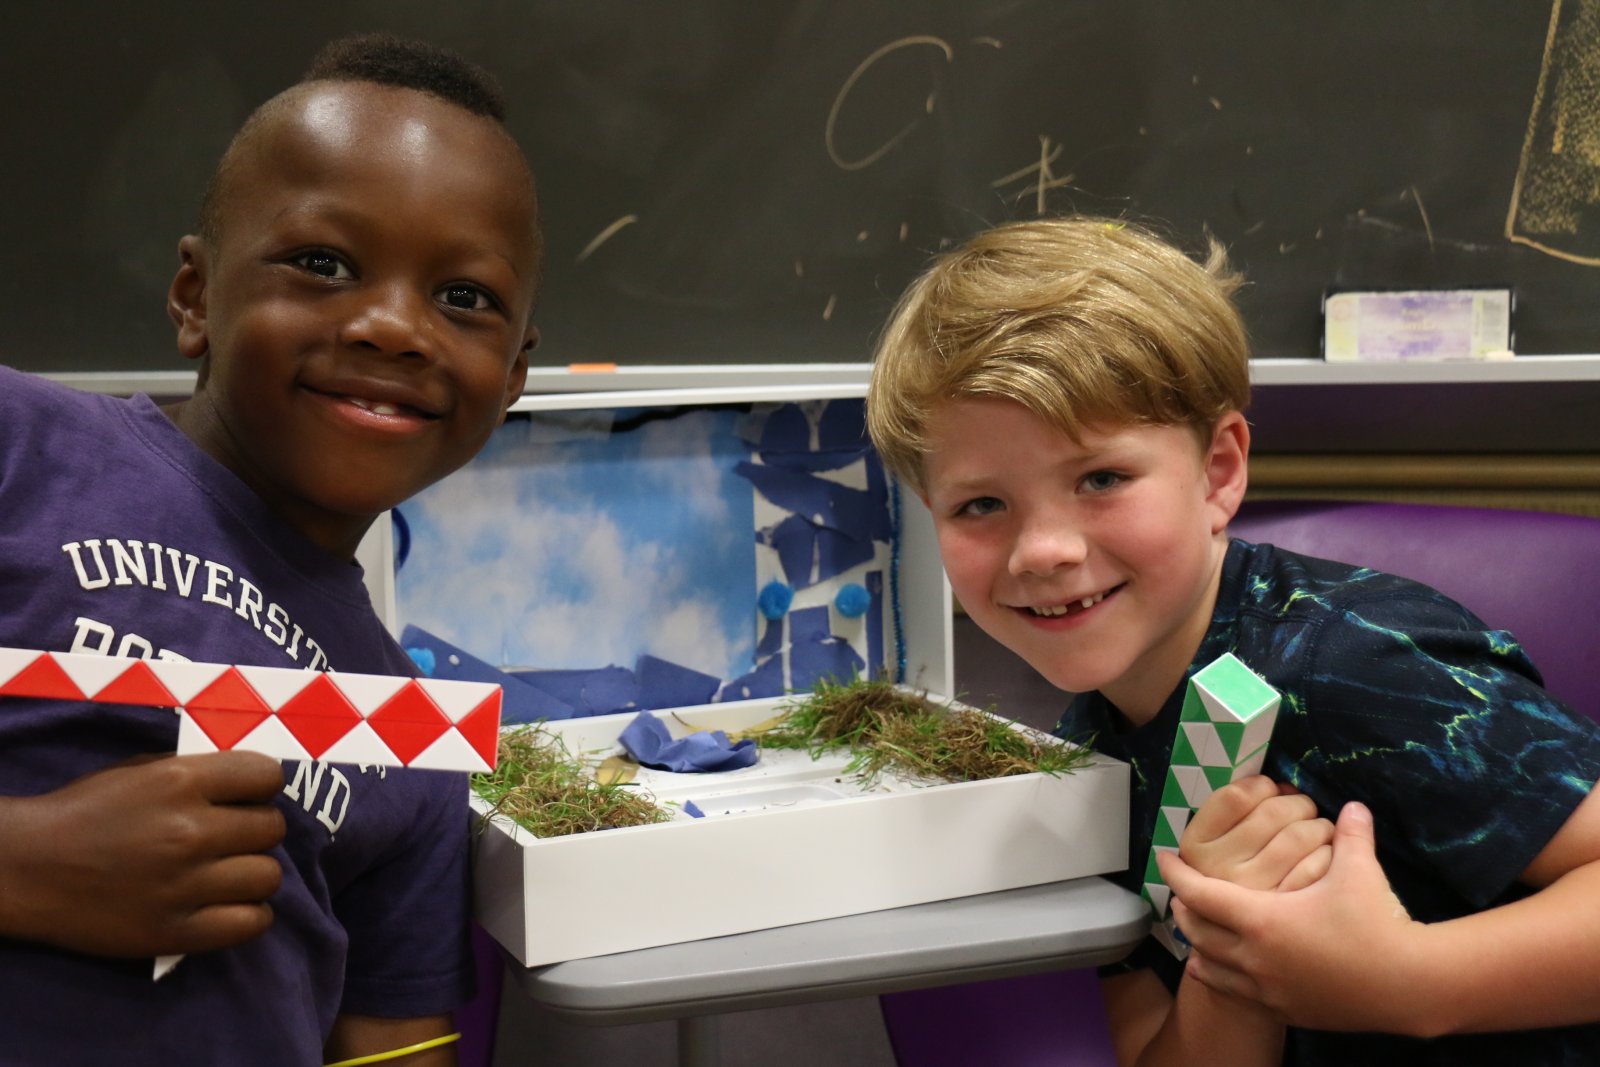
[5,1,1598,374]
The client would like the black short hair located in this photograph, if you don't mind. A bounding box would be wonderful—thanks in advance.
[197,34,512,242]
[303,33,507,123]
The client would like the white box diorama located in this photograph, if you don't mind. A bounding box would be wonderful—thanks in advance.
[386,371,1128,967]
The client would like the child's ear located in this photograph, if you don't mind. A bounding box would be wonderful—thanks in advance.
[168,235,210,360]
[1202,411,1251,534]
[497,329,534,424]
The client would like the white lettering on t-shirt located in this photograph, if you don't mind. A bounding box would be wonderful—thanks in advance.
[235,577,265,629]
[56,538,336,668]
[70,615,193,664]
[146,541,168,591]
[166,548,199,598]
[61,541,112,590]
[69,615,114,654]
[115,632,154,659]
[285,760,351,837]
[263,602,290,647]
[316,767,351,834]
[202,561,234,609]
[109,539,147,587]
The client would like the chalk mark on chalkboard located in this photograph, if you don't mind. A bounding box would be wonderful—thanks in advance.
[577,215,639,263]
[1506,0,1600,266]
[992,135,1076,215]
[825,35,954,172]
[1406,186,1436,253]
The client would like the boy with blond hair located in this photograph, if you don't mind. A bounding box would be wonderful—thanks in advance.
[867,216,1600,1065]
[0,34,539,1065]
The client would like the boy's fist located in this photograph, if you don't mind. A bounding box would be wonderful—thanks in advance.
[1180,775,1334,891]
[0,750,287,958]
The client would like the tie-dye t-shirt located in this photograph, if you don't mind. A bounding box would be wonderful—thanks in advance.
[1060,538,1600,1066]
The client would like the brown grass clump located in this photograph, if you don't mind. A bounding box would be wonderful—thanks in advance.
[753,677,1092,784]
[474,725,671,838]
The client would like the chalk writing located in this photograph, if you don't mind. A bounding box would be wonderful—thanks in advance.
[825,35,954,172]
[992,135,1076,215]
[1407,186,1436,253]
[577,214,639,263]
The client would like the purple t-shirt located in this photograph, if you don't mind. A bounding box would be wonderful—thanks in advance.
[0,365,473,1064]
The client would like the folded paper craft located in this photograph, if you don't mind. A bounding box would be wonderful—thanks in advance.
[1144,652,1280,959]
[0,647,502,773]
[0,646,504,981]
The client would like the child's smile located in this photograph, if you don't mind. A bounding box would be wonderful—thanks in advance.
[302,373,444,430]
[921,397,1245,724]
[1017,582,1122,620]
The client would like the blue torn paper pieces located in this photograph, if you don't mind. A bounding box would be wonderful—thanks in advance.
[399,627,725,722]
[514,665,639,717]
[635,655,720,710]
[619,710,758,773]
[400,625,577,723]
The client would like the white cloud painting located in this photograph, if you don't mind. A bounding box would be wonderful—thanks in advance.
[394,407,756,680]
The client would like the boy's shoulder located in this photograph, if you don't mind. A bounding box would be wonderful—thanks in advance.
[1226,536,1475,626]
[0,367,163,481]
[0,365,118,428]
[1223,537,1553,714]
[1222,536,1524,689]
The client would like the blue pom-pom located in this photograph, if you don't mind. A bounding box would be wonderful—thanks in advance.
[757,579,794,620]
[834,582,871,618]
[406,646,437,676]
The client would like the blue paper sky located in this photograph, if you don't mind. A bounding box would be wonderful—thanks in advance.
[395,408,757,679]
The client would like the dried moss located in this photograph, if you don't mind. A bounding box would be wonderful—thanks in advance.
[753,677,1092,784]
[473,725,671,838]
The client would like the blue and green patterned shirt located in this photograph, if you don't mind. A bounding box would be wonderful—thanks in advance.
[1061,538,1600,1065]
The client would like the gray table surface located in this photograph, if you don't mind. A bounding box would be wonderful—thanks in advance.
[509,876,1150,1026]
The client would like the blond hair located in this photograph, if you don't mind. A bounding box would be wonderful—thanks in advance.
[866,217,1250,492]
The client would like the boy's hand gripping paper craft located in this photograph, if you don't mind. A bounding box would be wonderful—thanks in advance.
[0,647,502,772]
[0,647,503,981]
[1143,652,1281,959]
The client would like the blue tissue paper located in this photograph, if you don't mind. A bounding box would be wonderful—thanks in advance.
[619,710,758,773]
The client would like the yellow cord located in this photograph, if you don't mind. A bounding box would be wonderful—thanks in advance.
[323,1031,461,1067]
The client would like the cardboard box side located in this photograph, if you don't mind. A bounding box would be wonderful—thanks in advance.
[474,757,1126,966]
[471,812,532,965]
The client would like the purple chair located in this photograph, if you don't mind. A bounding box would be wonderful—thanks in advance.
[880,499,1600,1066]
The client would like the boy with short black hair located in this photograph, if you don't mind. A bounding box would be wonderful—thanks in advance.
[0,33,539,1065]
[866,216,1600,1065]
